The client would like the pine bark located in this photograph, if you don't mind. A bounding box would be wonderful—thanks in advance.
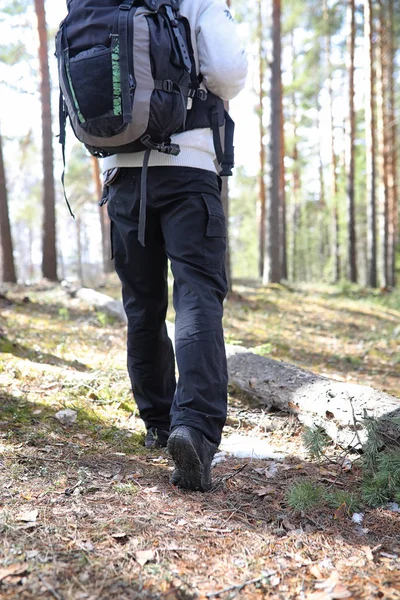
[289,33,301,283]
[324,0,340,283]
[257,0,267,280]
[0,131,17,283]
[264,0,282,283]
[227,348,400,449]
[347,0,357,283]
[290,134,301,282]
[280,77,287,280]
[364,0,377,288]
[376,2,390,288]
[34,0,57,281]
[387,0,398,287]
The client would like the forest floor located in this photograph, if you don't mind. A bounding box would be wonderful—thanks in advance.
[0,278,399,600]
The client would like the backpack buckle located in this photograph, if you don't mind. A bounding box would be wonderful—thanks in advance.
[119,1,134,10]
[163,143,180,156]
[196,89,207,101]
[162,80,174,92]
[140,135,180,156]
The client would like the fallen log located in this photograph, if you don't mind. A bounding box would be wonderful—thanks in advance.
[75,287,127,323]
[227,348,400,449]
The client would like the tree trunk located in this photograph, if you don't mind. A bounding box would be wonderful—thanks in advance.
[34,0,57,282]
[257,0,267,280]
[317,91,329,277]
[264,0,282,284]
[76,215,84,286]
[290,134,301,284]
[90,157,113,276]
[280,77,287,280]
[324,0,340,284]
[0,131,17,283]
[376,2,390,288]
[289,33,301,283]
[347,0,357,283]
[387,0,398,287]
[364,0,377,288]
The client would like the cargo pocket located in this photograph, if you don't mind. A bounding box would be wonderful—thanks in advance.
[202,193,226,271]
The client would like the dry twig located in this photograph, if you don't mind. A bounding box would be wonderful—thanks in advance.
[206,572,277,599]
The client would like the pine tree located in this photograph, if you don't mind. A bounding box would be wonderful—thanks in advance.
[0,129,16,283]
[387,0,398,287]
[364,0,377,288]
[264,0,282,283]
[34,0,57,281]
[346,0,357,283]
[376,0,390,288]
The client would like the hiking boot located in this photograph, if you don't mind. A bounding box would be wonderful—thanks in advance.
[144,428,169,449]
[167,425,217,492]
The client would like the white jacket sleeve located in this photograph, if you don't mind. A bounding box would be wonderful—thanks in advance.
[196,0,248,101]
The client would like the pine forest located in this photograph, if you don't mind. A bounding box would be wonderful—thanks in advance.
[0,2,400,599]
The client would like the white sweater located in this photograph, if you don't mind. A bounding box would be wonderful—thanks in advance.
[101,0,247,173]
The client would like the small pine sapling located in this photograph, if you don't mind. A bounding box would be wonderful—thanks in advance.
[302,425,330,459]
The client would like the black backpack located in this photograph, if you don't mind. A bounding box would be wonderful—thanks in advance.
[56,0,234,242]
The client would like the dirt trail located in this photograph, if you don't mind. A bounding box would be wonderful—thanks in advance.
[0,284,399,599]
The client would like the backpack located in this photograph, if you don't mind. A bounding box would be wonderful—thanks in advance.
[56,0,235,243]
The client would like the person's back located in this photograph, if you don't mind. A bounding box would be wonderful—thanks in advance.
[102,0,247,491]
[101,0,247,174]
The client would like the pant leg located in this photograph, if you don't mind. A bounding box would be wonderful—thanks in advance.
[107,168,176,431]
[158,175,228,446]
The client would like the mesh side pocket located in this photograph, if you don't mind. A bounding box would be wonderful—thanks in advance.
[69,46,115,120]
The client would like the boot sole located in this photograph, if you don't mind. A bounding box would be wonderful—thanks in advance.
[167,428,211,492]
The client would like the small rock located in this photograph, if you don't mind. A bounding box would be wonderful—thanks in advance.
[392,325,400,338]
[352,512,364,524]
[55,409,77,426]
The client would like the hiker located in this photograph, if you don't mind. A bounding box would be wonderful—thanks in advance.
[104,1,247,492]
[56,0,247,491]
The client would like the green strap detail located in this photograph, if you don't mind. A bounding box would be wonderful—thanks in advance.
[111,36,122,117]
[64,50,85,124]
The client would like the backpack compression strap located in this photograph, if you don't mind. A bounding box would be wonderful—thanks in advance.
[210,99,235,177]
[165,5,192,73]
[118,0,134,125]
[58,92,75,218]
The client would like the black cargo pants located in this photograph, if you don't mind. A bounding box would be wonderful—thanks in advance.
[107,166,228,446]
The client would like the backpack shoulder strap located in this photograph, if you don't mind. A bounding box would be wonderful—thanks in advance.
[164,4,192,72]
[140,0,181,9]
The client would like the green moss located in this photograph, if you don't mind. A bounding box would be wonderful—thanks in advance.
[0,338,16,353]
[112,482,139,495]
[253,343,273,356]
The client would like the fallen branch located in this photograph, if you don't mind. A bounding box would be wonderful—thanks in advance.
[206,572,277,599]
[38,575,64,600]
